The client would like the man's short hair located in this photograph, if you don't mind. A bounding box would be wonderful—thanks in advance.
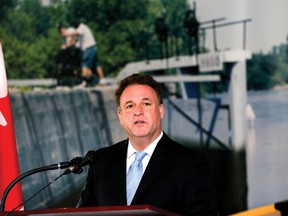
[115,73,163,109]
[71,18,81,28]
[58,23,65,33]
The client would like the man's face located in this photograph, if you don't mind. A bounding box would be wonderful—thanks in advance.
[60,27,67,36]
[117,84,164,142]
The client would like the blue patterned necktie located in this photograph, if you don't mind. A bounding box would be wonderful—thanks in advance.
[126,151,147,205]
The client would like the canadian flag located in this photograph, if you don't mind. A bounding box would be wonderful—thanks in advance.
[0,42,23,211]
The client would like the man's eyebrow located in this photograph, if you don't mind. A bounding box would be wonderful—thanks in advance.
[122,98,151,106]
[124,100,133,105]
[124,98,150,102]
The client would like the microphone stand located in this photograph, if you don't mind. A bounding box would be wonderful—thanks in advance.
[0,158,81,212]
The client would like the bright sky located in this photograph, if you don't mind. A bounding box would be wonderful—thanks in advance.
[190,0,288,53]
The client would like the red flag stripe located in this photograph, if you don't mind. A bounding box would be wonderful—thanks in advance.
[0,42,24,211]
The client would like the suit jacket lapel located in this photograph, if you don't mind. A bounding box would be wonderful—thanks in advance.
[109,140,128,205]
[132,133,172,204]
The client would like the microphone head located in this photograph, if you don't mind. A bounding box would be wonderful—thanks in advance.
[73,150,96,173]
[70,156,83,165]
[63,150,97,175]
[84,150,97,161]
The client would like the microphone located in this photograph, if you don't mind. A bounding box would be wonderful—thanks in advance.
[53,156,83,170]
[0,156,83,212]
[63,151,96,175]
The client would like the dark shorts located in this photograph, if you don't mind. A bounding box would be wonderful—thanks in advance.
[81,46,99,69]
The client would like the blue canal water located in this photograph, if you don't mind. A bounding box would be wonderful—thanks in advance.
[247,88,288,208]
[165,87,288,211]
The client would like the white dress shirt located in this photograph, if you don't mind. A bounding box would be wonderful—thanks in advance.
[126,131,163,173]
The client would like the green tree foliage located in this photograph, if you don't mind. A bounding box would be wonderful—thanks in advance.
[20,0,51,36]
[0,0,18,23]
[2,0,190,78]
[272,44,288,84]
[247,44,288,90]
[1,0,61,79]
[247,53,276,90]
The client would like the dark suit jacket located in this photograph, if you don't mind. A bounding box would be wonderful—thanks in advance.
[77,133,218,215]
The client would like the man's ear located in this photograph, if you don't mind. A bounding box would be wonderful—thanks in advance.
[160,104,164,120]
[117,110,123,125]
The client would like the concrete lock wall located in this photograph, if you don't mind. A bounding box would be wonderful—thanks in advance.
[10,86,126,209]
[10,87,247,214]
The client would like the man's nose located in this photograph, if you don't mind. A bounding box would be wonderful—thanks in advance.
[134,105,143,116]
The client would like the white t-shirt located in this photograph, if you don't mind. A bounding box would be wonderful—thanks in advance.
[76,23,96,50]
[66,27,80,48]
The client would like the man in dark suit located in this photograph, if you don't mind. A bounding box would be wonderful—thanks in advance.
[77,74,218,215]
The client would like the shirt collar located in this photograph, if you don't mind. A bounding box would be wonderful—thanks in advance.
[127,131,163,158]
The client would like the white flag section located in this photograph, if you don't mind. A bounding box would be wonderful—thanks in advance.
[0,43,7,98]
[0,42,8,127]
[0,111,7,126]
[0,42,24,211]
